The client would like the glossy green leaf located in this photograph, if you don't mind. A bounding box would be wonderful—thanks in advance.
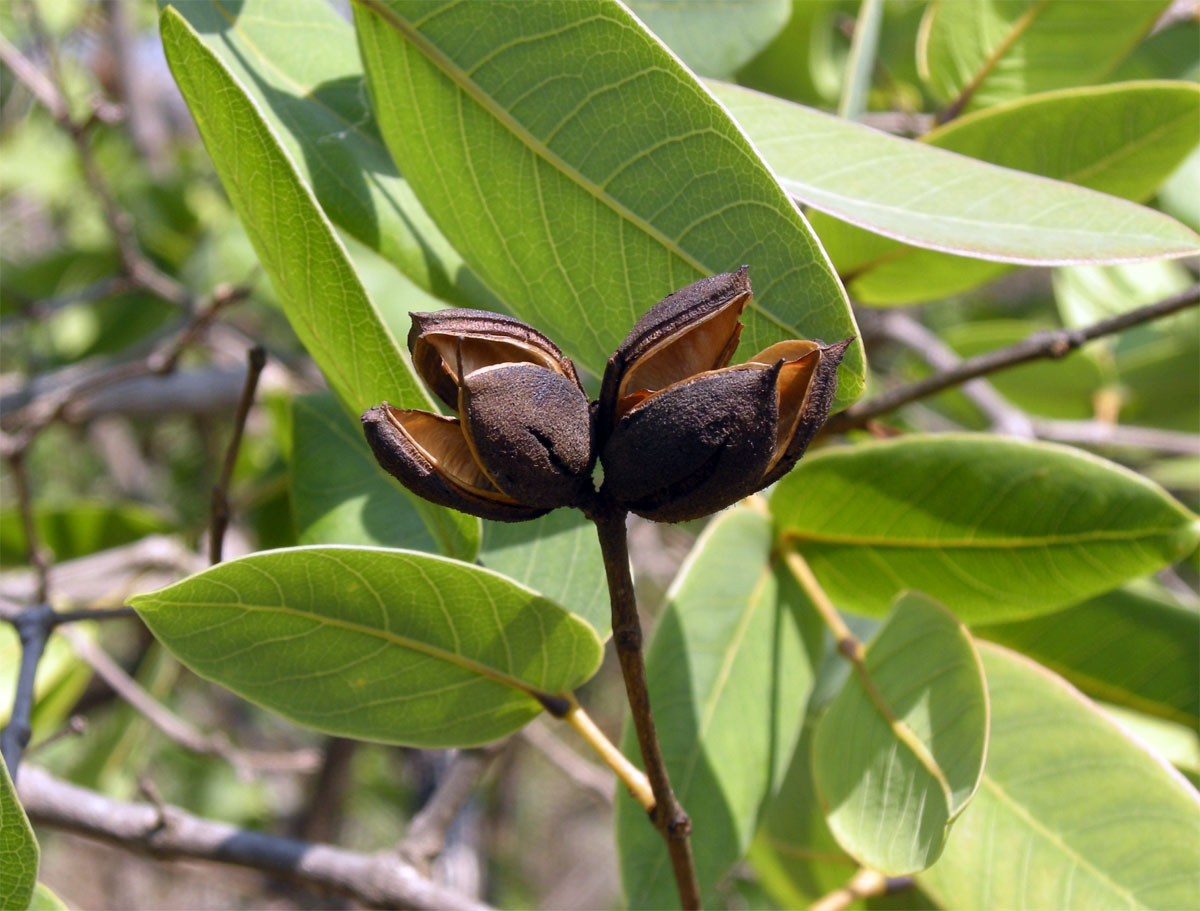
[0,758,37,911]
[626,0,791,79]
[160,0,498,310]
[710,79,1200,305]
[1159,145,1200,232]
[918,0,1168,113]
[479,512,608,640]
[130,546,604,748]
[918,643,1200,910]
[289,393,478,561]
[812,592,989,874]
[771,435,1200,622]
[160,8,474,553]
[976,583,1199,727]
[615,507,823,909]
[0,501,173,567]
[803,81,1200,304]
[353,0,864,408]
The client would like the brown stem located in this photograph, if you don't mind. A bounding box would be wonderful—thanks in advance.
[826,284,1200,434]
[210,345,267,564]
[592,507,701,910]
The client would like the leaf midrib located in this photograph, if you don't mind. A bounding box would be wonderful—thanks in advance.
[137,597,563,699]
[354,0,797,336]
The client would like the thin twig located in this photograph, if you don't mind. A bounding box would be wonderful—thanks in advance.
[826,285,1200,434]
[400,743,506,872]
[867,309,1034,437]
[810,867,912,911]
[592,508,701,910]
[210,346,267,564]
[518,720,614,805]
[17,764,496,911]
[1028,419,1199,456]
[55,624,321,778]
[6,450,50,602]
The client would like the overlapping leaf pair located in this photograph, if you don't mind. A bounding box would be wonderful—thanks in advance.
[363,269,850,523]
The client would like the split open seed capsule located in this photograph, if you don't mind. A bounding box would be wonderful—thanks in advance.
[362,309,594,522]
[598,268,851,523]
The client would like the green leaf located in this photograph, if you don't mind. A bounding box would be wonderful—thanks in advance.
[918,0,1168,113]
[710,79,1200,305]
[0,758,38,911]
[771,435,1200,622]
[615,507,823,909]
[749,720,858,908]
[28,883,68,911]
[353,0,864,408]
[735,0,844,107]
[918,643,1200,910]
[160,7,473,552]
[28,883,69,911]
[0,501,174,567]
[812,592,989,875]
[160,0,498,310]
[130,546,604,748]
[976,583,1199,727]
[479,512,608,639]
[626,0,791,79]
[1099,703,1200,787]
[161,7,421,415]
[289,393,479,561]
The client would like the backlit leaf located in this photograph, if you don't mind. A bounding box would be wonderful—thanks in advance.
[771,435,1200,621]
[161,8,474,553]
[918,643,1200,910]
[626,0,791,79]
[918,0,1168,113]
[812,592,989,874]
[130,546,604,748]
[353,0,863,407]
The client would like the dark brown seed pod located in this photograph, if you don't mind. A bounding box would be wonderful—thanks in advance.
[363,310,593,522]
[598,268,853,522]
[362,404,549,522]
[459,362,593,508]
[597,267,751,444]
[409,309,582,410]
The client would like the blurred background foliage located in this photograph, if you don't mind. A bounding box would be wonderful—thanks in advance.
[0,1,1197,908]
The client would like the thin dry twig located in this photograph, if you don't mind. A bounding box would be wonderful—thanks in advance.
[17,764,496,911]
[210,346,267,564]
[400,743,507,872]
[520,719,615,805]
[55,624,321,778]
[826,284,1200,434]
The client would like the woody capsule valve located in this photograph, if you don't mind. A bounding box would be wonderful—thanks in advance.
[362,309,594,522]
[597,267,852,523]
